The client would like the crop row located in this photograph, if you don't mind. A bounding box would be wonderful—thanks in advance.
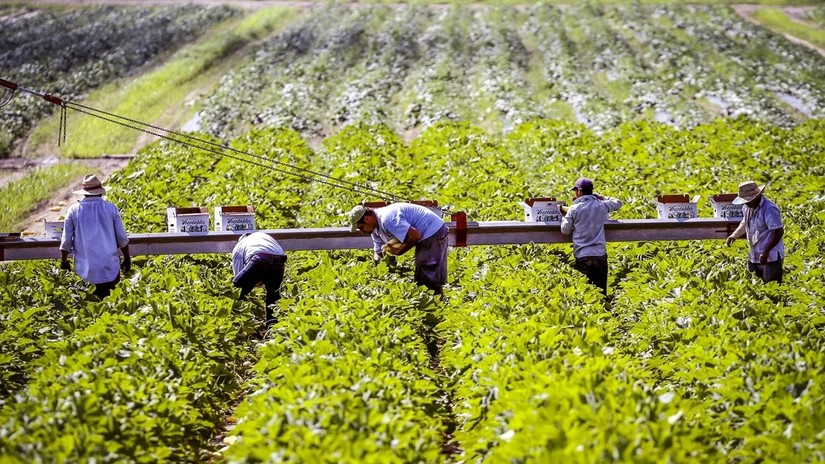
[0,256,259,462]
[199,4,825,141]
[0,4,236,157]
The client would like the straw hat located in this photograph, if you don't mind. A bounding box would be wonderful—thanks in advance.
[732,181,765,205]
[73,174,106,196]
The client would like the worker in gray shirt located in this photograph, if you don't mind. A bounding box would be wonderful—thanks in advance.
[726,181,785,284]
[232,232,287,328]
[560,177,623,295]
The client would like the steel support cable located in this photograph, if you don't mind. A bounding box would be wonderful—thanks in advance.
[0,78,407,202]
[66,101,408,203]
[0,79,17,108]
[66,103,404,200]
[2,78,69,146]
[0,88,13,109]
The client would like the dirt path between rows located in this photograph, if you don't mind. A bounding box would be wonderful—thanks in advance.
[11,157,131,236]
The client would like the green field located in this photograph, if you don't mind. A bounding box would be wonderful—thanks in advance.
[1,2,824,463]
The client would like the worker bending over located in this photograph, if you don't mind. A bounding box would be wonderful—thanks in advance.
[232,232,287,328]
[349,203,449,295]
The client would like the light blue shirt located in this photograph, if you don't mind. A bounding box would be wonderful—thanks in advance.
[742,197,785,263]
[232,232,285,276]
[59,197,129,284]
[372,203,444,254]
[560,195,622,258]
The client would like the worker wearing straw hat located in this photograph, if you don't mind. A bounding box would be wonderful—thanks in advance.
[348,203,449,295]
[59,174,130,298]
[726,181,785,284]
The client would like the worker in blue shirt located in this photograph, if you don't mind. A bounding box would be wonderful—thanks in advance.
[348,203,448,295]
[726,181,785,284]
[59,174,130,299]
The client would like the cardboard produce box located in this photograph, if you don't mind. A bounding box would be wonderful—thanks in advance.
[167,207,209,234]
[520,197,566,222]
[655,194,700,219]
[710,193,743,220]
[44,219,65,239]
[214,206,256,232]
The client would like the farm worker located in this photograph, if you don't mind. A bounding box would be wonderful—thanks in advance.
[559,177,623,296]
[59,174,130,299]
[725,181,785,284]
[232,232,287,328]
[348,203,449,295]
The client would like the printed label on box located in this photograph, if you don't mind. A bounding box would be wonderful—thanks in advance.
[179,217,209,233]
[659,204,698,219]
[521,198,565,222]
[44,220,64,239]
[167,207,209,234]
[715,203,743,219]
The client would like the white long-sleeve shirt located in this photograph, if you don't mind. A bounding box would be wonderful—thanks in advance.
[59,197,129,284]
[560,195,622,258]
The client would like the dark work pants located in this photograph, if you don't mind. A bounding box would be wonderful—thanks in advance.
[748,259,783,284]
[93,273,121,299]
[414,224,449,293]
[574,254,608,295]
[233,253,287,325]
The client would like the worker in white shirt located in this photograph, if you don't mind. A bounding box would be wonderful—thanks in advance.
[232,232,287,328]
[59,174,130,299]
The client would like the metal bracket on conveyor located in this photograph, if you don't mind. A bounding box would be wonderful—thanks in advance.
[450,212,468,247]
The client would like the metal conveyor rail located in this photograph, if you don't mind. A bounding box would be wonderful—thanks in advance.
[0,218,740,261]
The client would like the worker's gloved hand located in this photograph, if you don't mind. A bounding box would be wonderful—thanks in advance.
[121,257,131,273]
[725,236,735,247]
[60,260,71,271]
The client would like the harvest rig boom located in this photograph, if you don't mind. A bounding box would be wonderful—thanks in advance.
[1,218,739,261]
